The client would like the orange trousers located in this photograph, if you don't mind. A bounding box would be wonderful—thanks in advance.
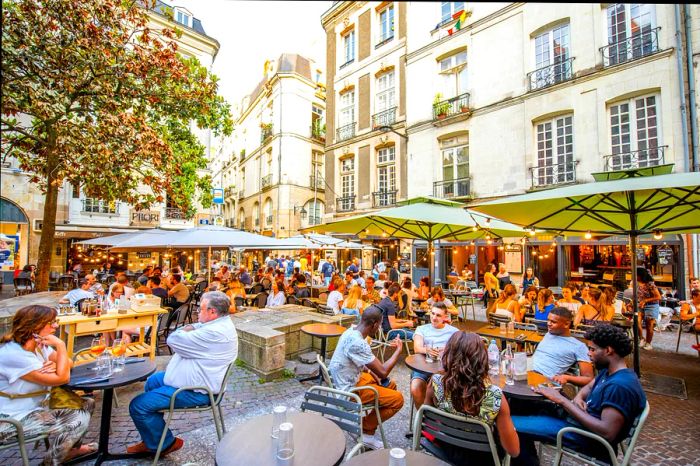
[355,372,404,435]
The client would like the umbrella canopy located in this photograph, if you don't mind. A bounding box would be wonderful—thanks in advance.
[274,234,369,250]
[469,171,700,374]
[76,229,170,247]
[302,196,528,283]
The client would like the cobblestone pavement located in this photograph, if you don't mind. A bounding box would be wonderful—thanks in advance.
[1,303,699,465]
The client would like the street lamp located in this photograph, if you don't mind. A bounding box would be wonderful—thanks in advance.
[287,204,308,236]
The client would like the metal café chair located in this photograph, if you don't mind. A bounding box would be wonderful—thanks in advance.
[13,277,34,296]
[0,418,49,466]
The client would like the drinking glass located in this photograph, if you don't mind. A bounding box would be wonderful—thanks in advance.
[110,338,126,372]
[389,448,407,466]
[276,422,294,460]
[95,351,112,378]
[424,339,434,363]
[499,322,507,335]
[271,405,287,439]
[90,337,107,370]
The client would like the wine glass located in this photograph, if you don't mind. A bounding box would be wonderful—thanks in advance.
[90,336,107,370]
[110,338,126,372]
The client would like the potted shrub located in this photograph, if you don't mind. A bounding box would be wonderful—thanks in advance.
[433,92,450,119]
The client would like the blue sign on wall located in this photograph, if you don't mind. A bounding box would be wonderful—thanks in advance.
[212,188,224,204]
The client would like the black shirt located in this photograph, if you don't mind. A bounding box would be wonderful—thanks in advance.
[376,297,397,334]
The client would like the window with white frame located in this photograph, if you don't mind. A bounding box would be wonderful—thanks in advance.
[312,151,323,187]
[174,8,191,27]
[264,199,273,225]
[339,157,355,211]
[608,95,660,170]
[531,23,571,90]
[304,200,324,225]
[252,202,260,227]
[376,147,396,206]
[534,115,575,186]
[342,30,355,66]
[605,4,656,66]
[375,71,396,126]
[338,91,355,140]
[378,4,395,44]
[439,51,468,99]
[440,138,469,197]
[440,2,465,24]
[238,209,245,229]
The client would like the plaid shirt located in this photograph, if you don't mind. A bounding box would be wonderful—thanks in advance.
[364,288,381,304]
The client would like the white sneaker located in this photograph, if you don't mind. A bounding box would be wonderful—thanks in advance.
[361,433,384,450]
[639,338,646,347]
[643,342,653,350]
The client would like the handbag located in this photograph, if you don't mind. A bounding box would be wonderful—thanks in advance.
[48,386,86,410]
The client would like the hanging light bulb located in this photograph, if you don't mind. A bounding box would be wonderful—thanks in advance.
[544,254,549,259]
[452,249,457,254]
[128,262,133,267]
[520,237,526,244]
[529,228,536,236]
[498,245,504,250]
[365,228,370,234]
[470,240,475,246]
[118,260,123,265]
[472,226,478,232]
[538,255,543,259]
[585,231,592,240]
[485,234,491,241]
[532,250,537,256]
[77,254,83,258]
[487,239,492,245]
[382,232,387,238]
[653,230,663,240]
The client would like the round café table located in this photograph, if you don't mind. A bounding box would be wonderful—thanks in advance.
[344,448,451,466]
[64,359,156,465]
[215,411,345,466]
[404,354,443,436]
[299,323,347,384]
[497,371,548,400]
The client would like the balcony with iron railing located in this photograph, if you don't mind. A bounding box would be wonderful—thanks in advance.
[261,174,272,189]
[433,93,471,121]
[527,58,575,91]
[372,190,397,208]
[336,195,356,212]
[600,27,660,67]
[81,198,120,215]
[265,215,273,225]
[237,190,245,200]
[260,124,273,144]
[603,146,667,172]
[433,177,471,199]
[164,207,188,220]
[372,107,397,129]
[310,175,325,190]
[529,161,578,189]
[336,122,356,142]
[375,31,394,49]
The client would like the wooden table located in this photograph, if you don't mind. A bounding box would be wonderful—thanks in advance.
[215,411,345,466]
[300,323,347,384]
[57,307,167,363]
[344,449,450,466]
[497,371,549,400]
[476,325,543,350]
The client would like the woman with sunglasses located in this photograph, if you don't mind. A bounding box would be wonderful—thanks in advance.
[0,305,95,464]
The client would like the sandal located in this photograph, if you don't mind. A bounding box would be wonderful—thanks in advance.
[64,442,98,461]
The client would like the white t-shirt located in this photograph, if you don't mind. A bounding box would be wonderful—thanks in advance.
[327,290,344,314]
[557,301,581,313]
[415,324,459,349]
[0,342,54,418]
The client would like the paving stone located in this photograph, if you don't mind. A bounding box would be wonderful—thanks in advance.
[294,361,319,376]
[298,351,318,364]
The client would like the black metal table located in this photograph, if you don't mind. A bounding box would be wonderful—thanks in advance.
[64,359,157,465]
[299,323,346,383]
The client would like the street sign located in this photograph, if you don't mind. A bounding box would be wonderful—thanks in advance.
[212,188,224,204]
[214,216,224,226]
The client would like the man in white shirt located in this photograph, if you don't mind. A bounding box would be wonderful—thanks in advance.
[59,279,94,306]
[127,291,238,456]
[410,302,459,408]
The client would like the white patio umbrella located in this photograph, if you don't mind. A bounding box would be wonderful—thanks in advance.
[76,228,171,247]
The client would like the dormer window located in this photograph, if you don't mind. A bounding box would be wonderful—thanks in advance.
[174,8,191,27]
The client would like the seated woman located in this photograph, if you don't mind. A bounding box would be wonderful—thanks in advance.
[556,286,581,313]
[460,267,473,281]
[492,284,523,322]
[425,331,519,464]
[225,277,247,313]
[534,288,555,321]
[426,287,459,322]
[0,305,96,464]
[602,286,623,315]
[518,286,538,314]
[400,277,418,316]
[416,276,431,300]
[294,274,312,299]
[574,288,614,327]
[104,283,132,345]
[265,280,287,307]
[340,285,365,320]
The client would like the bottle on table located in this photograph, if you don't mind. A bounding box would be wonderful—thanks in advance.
[487,339,500,377]
[503,343,514,386]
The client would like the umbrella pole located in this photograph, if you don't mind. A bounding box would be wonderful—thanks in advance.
[630,234,641,375]
[208,246,212,283]
[428,241,434,286]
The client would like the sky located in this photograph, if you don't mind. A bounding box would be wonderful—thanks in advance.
[170,0,332,111]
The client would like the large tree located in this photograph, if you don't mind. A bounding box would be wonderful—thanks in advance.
[1,0,233,290]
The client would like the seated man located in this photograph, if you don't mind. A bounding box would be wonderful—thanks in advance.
[376,283,414,340]
[148,275,169,301]
[59,278,94,306]
[328,306,404,450]
[512,325,647,466]
[362,276,381,304]
[85,274,105,296]
[166,273,190,307]
[108,272,135,299]
[532,307,594,387]
[128,291,238,455]
[410,302,459,408]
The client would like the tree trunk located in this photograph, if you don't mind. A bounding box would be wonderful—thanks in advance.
[35,140,60,292]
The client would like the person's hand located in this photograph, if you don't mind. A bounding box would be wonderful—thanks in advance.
[38,360,57,374]
[38,334,65,349]
[532,385,566,404]
[552,374,569,385]
[392,336,403,352]
[572,396,587,411]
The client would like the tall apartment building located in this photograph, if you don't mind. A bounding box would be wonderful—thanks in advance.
[321,2,700,290]
[0,1,221,279]
[221,53,326,239]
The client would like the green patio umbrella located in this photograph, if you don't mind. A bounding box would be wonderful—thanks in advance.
[469,171,700,374]
[301,197,529,284]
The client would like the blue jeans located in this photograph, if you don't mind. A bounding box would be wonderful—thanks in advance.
[340,308,360,322]
[387,329,414,340]
[511,415,613,465]
[129,371,211,451]
[324,276,331,286]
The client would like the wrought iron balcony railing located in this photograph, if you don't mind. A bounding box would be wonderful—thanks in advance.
[600,27,660,67]
[527,58,575,91]
[336,195,356,212]
[375,32,394,49]
[164,207,187,220]
[339,58,354,70]
[372,190,397,208]
[265,215,273,225]
[529,161,578,188]
[260,124,273,144]
[261,174,272,189]
[603,146,667,172]
[82,198,119,215]
[372,107,397,129]
[433,177,471,199]
[433,93,471,121]
[237,190,245,200]
[336,122,356,142]
[310,175,325,190]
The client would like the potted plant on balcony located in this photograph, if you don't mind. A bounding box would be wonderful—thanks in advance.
[433,92,450,120]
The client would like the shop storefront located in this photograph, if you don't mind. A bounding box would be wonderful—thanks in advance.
[0,198,29,284]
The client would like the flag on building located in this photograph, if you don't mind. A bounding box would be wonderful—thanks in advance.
[448,9,469,36]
